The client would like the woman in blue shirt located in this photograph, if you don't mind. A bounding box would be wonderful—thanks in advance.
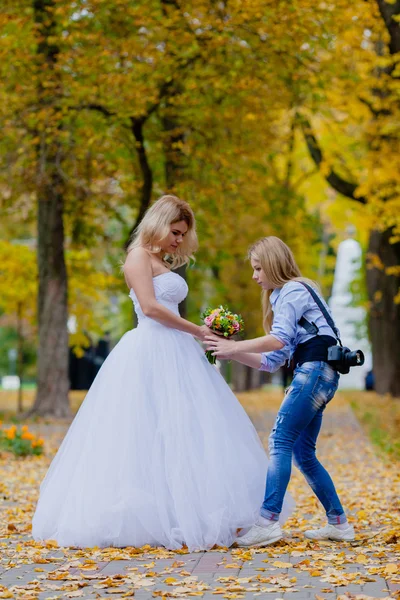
[206,236,354,547]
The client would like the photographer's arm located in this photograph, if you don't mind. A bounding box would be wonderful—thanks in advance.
[220,346,291,372]
[206,284,311,359]
[205,334,284,357]
[218,352,262,369]
[259,347,292,372]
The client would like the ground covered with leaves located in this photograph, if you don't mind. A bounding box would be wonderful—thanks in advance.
[0,390,398,600]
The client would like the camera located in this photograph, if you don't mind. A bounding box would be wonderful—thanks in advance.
[327,345,365,375]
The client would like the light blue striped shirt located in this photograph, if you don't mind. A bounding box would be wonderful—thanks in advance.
[259,281,338,373]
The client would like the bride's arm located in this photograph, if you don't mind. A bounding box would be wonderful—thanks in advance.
[124,248,210,341]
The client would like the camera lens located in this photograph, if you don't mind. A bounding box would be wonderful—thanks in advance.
[345,349,365,367]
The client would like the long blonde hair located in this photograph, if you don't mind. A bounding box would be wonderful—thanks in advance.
[127,195,198,269]
[248,236,319,333]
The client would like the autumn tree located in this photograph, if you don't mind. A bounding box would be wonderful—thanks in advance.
[1,0,384,411]
[0,0,174,415]
[295,0,400,395]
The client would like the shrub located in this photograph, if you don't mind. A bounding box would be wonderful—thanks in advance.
[0,423,44,456]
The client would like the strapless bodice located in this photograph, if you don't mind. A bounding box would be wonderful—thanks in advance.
[129,271,188,323]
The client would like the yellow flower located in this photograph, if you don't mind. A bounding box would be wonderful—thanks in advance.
[21,432,35,441]
[21,425,29,433]
[32,437,44,449]
[6,426,17,440]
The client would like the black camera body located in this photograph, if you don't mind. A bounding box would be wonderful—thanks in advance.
[297,282,367,375]
[327,345,365,375]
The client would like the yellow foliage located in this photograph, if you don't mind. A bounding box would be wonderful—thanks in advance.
[1,0,399,368]
[0,241,37,327]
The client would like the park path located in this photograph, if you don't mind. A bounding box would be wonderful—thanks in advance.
[0,392,399,600]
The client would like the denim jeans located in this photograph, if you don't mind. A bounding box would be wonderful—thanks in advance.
[261,361,347,525]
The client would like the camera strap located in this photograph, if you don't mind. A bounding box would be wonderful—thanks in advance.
[297,282,342,346]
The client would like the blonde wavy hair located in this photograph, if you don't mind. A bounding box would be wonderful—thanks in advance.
[126,195,198,269]
[248,236,319,333]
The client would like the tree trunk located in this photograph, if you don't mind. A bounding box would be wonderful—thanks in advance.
[232,363,261,392]
[163,99,189,317]
[31,178,70,417]
[366,228,400,396]
[231,362,248,392]
[16,303,24,414]
[28,0,70,417]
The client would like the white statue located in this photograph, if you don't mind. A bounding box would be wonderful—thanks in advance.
[328,233,372,390]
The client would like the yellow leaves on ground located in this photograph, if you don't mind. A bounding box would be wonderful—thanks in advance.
[321,567,376,586]
[384,563,399,575]
[0,390,399,599]
[231,549,252,562]
[272,560,293,568]
[355,554,369,564]
[337,596,390,600]
[79,563,99,571]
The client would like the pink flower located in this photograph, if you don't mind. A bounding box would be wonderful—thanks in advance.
[205,315,214,327]
[233,321,240,331]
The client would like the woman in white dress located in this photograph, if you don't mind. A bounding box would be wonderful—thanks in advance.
[32,195,292,551]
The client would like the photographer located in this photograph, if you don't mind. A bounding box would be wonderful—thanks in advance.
[206,236,361,547]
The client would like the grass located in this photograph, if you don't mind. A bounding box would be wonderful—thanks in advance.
[343,390,400,461]
[0,390,85,420]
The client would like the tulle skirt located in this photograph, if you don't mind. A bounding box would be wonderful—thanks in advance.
[32,320,293,550]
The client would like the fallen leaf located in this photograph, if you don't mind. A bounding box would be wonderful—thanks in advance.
[272,561,292,568]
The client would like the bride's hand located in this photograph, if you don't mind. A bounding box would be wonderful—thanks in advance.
[205,335,237,358]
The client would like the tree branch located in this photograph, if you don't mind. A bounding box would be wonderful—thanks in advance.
[292,167,320,191]
[357,95,391,118]
[295,113,367,205]
[375,0,400,56]
[284,117,295,189]
[80,104,116,118]
[125,117,153,247]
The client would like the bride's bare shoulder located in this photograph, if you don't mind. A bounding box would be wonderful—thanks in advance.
[123,248,154,289]
[123,247,152,269]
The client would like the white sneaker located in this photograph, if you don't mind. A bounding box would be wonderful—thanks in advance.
[305,523,355,541]
[236,522,282,547]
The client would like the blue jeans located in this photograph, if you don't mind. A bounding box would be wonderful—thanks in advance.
[261,361,347,525]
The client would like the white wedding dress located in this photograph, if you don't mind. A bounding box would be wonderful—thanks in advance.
[32,272,293,550]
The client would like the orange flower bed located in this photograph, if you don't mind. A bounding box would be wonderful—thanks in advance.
[0,422,44,456]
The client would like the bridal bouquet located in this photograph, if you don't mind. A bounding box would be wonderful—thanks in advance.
[201,306,244,364]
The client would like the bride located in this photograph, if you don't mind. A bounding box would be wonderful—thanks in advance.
[32,194,292,551]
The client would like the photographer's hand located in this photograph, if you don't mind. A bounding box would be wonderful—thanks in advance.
[205,336,237,358]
